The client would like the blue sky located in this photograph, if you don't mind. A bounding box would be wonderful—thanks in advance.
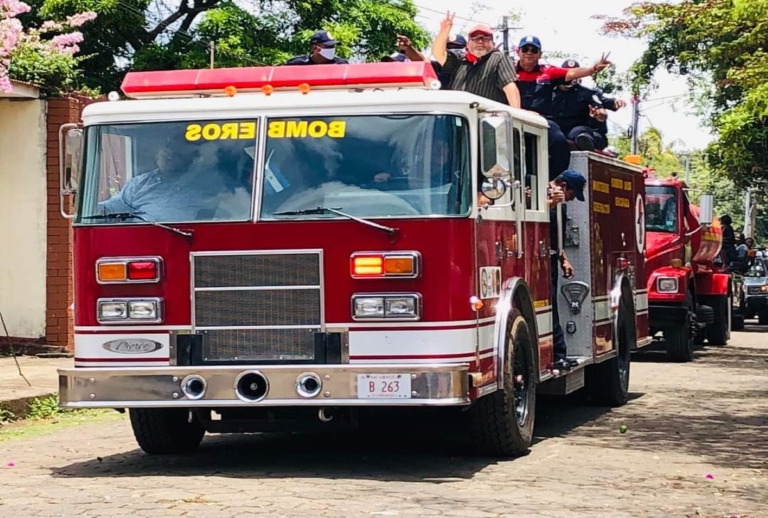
[414,0,714,151]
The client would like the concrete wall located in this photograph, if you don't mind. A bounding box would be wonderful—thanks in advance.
[0,99,48,339]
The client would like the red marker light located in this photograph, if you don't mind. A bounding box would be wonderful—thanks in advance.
[128,261,158,280]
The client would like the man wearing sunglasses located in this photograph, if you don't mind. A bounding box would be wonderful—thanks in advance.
[514,35,611,180]
[429,12,521,108]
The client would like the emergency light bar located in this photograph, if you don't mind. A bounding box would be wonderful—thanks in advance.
[120,62,440,99]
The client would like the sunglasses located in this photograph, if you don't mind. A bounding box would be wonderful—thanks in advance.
[520,45,540,54]
[469,35,493,43]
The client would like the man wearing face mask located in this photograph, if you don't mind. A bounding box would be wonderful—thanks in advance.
[285,30,349,65]
[552,59,627,151]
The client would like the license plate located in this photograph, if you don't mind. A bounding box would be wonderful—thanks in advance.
[357,374,411,399]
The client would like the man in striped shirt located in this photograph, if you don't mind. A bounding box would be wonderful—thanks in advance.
[429,13,521,108]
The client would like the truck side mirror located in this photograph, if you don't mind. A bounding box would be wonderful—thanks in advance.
[698,193,714,226]
[479,116,511,179]
[60,126,83,194]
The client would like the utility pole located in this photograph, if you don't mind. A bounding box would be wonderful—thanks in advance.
[497,16,522,57]
[682,153,691,184]
[500,16,510,56]
[630,96,641,155]
[209,41,215,69]
[744,188,757,238]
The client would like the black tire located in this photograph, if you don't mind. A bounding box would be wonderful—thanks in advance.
[468,309,536,457]
[758,309,768,326]
[586,297,633,407]
[705,295,730,345]
[732,309,745,331]
[129,408,205,455]
[665,296,694,362]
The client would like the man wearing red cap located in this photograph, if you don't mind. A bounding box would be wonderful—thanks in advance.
[429,13,520,108]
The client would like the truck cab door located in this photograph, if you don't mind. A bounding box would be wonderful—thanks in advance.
[476,114,520,289]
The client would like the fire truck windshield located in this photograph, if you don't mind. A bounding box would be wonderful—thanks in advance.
[75,119,259,225]
[259,114,471,220]
[645,185,679,233]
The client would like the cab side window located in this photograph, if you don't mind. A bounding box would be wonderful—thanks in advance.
[524,131,539,210]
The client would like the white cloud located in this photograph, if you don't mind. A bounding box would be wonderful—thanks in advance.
[415,0,715,151]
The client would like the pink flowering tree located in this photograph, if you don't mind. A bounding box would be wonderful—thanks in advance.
[0,0,96,93]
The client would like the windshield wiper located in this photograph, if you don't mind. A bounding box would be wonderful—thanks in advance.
[82,212,194,241]
[273,206,397,237]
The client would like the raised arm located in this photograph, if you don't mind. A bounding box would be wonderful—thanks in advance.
[431,12,455,66]
[396,35,427,61]
[565,52,612,82]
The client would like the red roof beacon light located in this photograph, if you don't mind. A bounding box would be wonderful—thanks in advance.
[120,63,439,99]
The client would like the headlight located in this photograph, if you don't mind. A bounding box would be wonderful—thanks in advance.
[97,298,162,324]
[657,277,678,293]
[352,294,421,320]
[98,300,127,320]
[128,300,159,319]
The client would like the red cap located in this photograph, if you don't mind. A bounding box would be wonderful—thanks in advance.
[468,24,494,37]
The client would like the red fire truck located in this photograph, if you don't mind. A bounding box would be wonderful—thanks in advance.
[56,62,652,456]
[643,171,731,362]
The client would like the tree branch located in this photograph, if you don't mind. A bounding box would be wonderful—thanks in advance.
[146,0,192,43]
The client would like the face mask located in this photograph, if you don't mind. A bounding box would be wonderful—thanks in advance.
[318,47,336,60]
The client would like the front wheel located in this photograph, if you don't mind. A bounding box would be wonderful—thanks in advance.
[129,408,205,455]
[666,296,695,362]
[705,295,730,345]
[469,309,537,457]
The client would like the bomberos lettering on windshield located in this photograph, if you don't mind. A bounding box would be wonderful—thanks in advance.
[268,120,346,138]
[185,122,256,141]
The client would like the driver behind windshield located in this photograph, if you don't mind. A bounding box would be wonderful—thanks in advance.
[99,135,229,221]
[373,138,455,189]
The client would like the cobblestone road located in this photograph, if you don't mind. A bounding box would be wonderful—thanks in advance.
[1,329,767,518]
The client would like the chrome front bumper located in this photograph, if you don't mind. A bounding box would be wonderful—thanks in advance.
[58,363,472,408]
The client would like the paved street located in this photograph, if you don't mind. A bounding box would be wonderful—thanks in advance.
[0,329,767,518]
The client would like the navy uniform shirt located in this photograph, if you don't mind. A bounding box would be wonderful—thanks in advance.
[285,55,349,65]
[515,64,569,117]
[552,84,605,135]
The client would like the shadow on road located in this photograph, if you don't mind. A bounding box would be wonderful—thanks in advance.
[49,397,623,482]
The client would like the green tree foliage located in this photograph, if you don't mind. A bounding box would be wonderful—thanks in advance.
[22,0,430,93]
[596,0,768,191]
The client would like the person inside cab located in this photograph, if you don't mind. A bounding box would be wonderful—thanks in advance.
[552,59,627,151]
[549,170,586,370]
[285,30,349,65]
[99,134,228,221]
[513,36,611,179]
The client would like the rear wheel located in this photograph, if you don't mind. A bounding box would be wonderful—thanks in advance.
[469,309,536,457]
[587,297,633,406]
[129,408,205,455]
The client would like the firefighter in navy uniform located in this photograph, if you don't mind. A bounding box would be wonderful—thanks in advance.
[285,30,349,65]
[514,36,611,179]
[549,170,586,370]
[552,59,627,151]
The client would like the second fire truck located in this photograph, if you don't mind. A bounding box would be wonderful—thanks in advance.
[57,62,658,456]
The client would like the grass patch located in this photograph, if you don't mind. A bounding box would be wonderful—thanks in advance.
[0,395,124,443]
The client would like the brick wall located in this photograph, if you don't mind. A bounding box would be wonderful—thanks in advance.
[45,97,80,349]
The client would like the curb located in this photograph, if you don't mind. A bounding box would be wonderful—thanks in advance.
[0,392,57,422]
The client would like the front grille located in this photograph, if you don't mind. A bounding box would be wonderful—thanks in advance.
[747,286,766,295]
[192,251,323,362]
